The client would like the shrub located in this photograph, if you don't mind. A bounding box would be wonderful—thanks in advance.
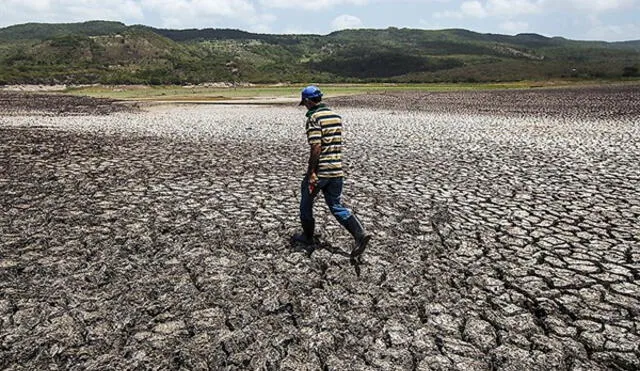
[623,66,639,77]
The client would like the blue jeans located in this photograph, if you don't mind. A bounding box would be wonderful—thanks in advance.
[300,176,352,224]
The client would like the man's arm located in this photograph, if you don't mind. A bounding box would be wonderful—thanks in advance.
[307,143,321,180]
[306,114,322,186]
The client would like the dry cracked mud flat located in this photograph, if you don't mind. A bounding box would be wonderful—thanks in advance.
[1,85,639,370]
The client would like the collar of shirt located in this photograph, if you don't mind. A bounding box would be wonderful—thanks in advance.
[305,103,327,118]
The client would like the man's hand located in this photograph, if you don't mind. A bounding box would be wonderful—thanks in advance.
[308,172,318,194]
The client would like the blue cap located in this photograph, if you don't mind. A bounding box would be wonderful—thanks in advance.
[299,85,323,105]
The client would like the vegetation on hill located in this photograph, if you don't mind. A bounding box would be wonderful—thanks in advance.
[0,21,639,85]
[0,21,128,41]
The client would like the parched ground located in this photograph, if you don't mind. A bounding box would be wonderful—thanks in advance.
[329,84,640,120]
[0,91,137,116]
[1,85,639,370]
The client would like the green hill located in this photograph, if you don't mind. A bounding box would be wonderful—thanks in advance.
[0,21,129,41]
[0,21,639,84]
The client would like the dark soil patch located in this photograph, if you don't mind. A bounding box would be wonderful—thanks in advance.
[329,84,640,120]
[0,91,138,116]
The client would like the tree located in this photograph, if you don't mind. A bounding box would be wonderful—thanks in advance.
[622,66,639,77]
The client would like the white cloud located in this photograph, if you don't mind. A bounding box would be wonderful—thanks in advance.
[139,0,272,29]
[260,0,369,10]
[452,0,640,15]
[71,1,144,21]
[141,0,256,19]
[486,0,541,16]
[500,20,529,33]
[17,0,51,12]
[586,22,640,41]
[438,0,542,20]
[331,14,363,30]
[551,0,638,12]
[461,1,487,17]
[433,10,464,19]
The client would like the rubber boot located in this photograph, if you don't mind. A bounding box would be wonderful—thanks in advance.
[292,219,315,246]
[342,215,371,258]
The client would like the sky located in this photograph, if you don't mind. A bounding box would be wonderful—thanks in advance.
[0,0,639,41]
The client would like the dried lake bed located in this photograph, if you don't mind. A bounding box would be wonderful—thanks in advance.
[1,86,639,370]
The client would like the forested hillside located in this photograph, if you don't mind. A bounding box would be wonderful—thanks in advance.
[1,21,638,84]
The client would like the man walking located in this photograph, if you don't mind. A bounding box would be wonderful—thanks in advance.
[292,85,371,259]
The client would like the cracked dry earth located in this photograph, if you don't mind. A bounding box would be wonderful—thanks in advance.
[1,86,639,370]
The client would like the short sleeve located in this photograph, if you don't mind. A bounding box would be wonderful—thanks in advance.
[306,116,322,145]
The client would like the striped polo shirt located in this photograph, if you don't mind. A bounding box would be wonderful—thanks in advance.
[305,103,344,178]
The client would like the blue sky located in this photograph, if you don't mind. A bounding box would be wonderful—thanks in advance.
[1,0,639,41]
